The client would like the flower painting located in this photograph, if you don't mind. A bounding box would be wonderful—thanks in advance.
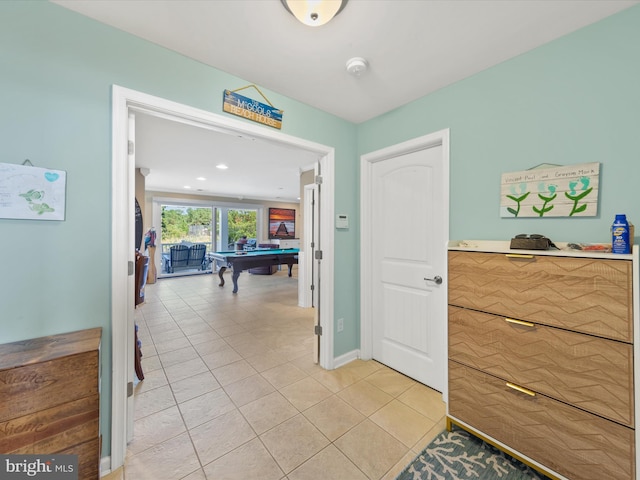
[500,162,599,218]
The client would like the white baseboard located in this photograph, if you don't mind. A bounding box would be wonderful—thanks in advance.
[332,349,360,369]
[100,457,112,477]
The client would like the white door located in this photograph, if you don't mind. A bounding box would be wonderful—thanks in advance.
[368,135,448,391]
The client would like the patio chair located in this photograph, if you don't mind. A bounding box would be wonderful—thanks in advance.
[164,243,208,273]
[188,243,207,269]
[165,244,190,273]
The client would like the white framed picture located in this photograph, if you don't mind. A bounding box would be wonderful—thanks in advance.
[0,162,67,220]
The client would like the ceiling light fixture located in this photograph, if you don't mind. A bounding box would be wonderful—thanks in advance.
[346,57,368,77]
[281,0,348,27]
[216,164,228,170]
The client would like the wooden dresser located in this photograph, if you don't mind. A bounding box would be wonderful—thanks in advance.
[447,242,638,480]
[0,328,102,480]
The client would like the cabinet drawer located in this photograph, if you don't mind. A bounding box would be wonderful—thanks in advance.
[449,306,634,426]
[449,361,635,480]
[448,251,633,342]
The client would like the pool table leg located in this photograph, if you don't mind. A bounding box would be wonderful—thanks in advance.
[217,266,226,287]
[231,269,241,293]
[287,263,293,277]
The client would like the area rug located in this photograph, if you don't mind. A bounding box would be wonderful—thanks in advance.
[396,428,552,480]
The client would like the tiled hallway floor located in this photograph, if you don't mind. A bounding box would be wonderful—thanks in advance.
[104,268,446,480]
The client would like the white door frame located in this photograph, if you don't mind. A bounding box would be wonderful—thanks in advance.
[300,182,317,308]
[111,85,335,471]
[359,128,450,384]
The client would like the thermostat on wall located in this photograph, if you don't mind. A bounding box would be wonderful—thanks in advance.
[336,214,349,229]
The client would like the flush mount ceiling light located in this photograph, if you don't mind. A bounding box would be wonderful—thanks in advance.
[281,0,348,27]
[346,57,368,77]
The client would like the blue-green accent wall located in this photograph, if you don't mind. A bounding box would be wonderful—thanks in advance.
[0,1,356,457]
[1,0,639,461]
[358,5,640,243]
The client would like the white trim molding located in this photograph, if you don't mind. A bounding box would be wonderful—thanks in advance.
[333,349,360,369]
[99,457,112,477]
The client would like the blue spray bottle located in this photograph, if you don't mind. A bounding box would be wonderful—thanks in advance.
[611,214,630,254]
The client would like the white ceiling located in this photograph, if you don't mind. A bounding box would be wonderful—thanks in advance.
[134,111,320,202]
[52,0,638,202]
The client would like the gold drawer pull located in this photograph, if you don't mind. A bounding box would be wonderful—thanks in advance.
[505,254,535,259]
[505,318,535,328]
[506,382,536,397]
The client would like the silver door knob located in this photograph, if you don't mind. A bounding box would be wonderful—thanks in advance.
[424,275,443,285]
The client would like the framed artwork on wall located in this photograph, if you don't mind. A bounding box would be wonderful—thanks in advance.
[268,207,296,239]
[500,162,600,218]
[0,162,67,220]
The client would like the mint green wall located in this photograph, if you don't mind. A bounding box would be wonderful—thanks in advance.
[0,1,357,458]
[359,5,640,244]
[3,0,639,463]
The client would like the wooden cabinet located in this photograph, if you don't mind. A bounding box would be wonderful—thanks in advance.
[449,361,634,479]
[0,328,102,480]
[273,238,300,249]
[448,251,632,341]
[447,245,637,480]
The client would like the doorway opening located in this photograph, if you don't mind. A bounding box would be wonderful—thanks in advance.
[111,85,335,472]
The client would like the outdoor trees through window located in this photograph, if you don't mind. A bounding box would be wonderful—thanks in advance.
[160,204,258,256]
[161,205,213,245]
[228,209,257,245]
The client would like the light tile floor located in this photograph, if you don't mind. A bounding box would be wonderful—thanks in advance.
[103,268,446,480]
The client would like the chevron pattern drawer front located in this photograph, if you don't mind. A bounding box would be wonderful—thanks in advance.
[447,248,636,480]
[448,251,632,342]
[449,361,634,480]
[449,305,634,426]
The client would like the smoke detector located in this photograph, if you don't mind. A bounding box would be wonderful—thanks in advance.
[346,57,368,77]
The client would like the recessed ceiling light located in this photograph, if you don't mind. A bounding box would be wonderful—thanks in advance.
[216,164,228,170]
[196,177,206,181]
[184,186,191,189]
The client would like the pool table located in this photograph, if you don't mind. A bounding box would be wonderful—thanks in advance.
[208,248,299,293]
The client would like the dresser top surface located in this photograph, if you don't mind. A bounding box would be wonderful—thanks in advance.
[448,240,635,260]
[0,327,102,370]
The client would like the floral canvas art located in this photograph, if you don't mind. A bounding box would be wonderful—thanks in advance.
[500,162,599,218]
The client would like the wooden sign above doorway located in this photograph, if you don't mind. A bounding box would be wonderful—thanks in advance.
[223,85,283,129]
